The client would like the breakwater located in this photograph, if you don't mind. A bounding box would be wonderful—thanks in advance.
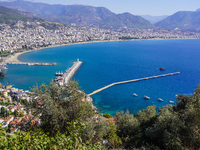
[7,62,57,66]
[55,59,82,85]
[88,72,180,96]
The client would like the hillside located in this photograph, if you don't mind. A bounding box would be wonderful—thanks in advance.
[0,5,64,29]
[0,5,32,24]
[155,9,200,31]
[0,0,154,29]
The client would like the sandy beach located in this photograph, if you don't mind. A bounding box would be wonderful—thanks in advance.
[6,51,27,63]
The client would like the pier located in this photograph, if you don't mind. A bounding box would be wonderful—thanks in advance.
[55,59,82,85]
[88,72,180,96]
[7,62,57,66]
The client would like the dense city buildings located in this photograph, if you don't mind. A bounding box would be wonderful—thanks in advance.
[0,21,200,53]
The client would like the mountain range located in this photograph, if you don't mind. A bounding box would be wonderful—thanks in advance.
[0,0,153,29]
[155,9,200,31]
[0,0,200,31]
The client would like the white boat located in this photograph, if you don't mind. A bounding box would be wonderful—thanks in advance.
[158,98,164,102]
[2,66,8,70]
[132,93,138,97]
[169,100,174,104]
[143,95,150,100]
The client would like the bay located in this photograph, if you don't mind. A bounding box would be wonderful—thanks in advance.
[1,39,200,116]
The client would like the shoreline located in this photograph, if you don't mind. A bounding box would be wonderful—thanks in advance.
[5,40,119,63]
[4,37,199,64]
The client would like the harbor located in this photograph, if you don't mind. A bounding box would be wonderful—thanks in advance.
[55,59,83,85]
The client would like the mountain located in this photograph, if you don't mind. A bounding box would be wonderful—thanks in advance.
[0,0,153,29]
[0,5,33,24]
[196,8,200,12]
[155,10,200,31]
[0,5,64,29]
[142,15,168,24]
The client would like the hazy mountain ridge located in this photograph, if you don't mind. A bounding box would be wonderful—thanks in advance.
[142,15,168,24]
[0,0,154,29]
[155,10,200,31]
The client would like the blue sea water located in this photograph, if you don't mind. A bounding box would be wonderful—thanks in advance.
[1,39,200,116]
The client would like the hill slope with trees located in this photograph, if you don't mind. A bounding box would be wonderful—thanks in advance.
[0,5,64,29]
[1,80,200,149]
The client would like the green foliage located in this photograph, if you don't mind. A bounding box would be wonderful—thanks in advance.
[29,80,94,136]
[19,112,25,117]
[105,123,122,149]
[3,80,200,149]
[0,124,102,150]
[115,85,200,149]
[13,109,18,117]
[119,36,138,40]
[0,107,6,115]
[81,117,109,143]
[20,98,28,106]
[0,106,10,118]
[103,113,112,118]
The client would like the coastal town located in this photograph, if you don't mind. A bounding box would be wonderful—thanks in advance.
[0,21,200,53]
[0,83,40,134]
[0,20,200,134]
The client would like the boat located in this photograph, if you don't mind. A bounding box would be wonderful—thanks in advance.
[132,93,138,97]
[0,71,6,77]
[55,72,63,76]
[143,95,150,100]
[158,98,164,102]
[169,100,174,104]
[2,66,8,70]
[159,67,166,70]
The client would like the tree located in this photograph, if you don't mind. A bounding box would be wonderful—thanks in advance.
[30,80,95,136]
[1,107,6,117]
[115,110,140,148]
[103,113,112,118]
[19,112,25,117]
[13,110,18,117]
[105,123,122,149]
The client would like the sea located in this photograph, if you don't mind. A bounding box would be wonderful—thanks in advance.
[1,39,200,116]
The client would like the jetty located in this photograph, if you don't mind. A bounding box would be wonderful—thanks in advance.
[55,59,82,85]
[7,62,57,66]
[88,72,180,96]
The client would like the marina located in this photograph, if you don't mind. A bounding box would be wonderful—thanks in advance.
[2,39,199,116]
[55,59,82,85]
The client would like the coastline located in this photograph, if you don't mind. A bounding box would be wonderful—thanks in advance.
[4,37,198,64]
[2,38,199,116]
[5,40,119,64]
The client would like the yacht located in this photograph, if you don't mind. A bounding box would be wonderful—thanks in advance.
[159,67,166,70]
[158,98,164,102]
[132,93,138,97]
[143,95,150,100]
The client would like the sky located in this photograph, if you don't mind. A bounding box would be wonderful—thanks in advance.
[2,0,200,16]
